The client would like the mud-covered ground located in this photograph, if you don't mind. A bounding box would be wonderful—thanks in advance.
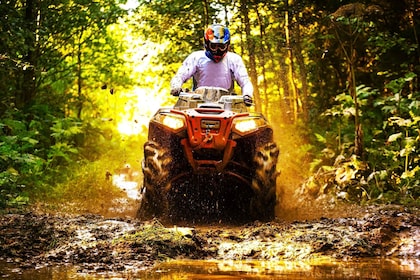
[0,204,418,274]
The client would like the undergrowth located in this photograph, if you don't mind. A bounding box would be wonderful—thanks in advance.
[0,103,145,212]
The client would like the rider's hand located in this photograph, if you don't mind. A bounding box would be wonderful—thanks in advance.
[171,88,182,96]
[243,95,253,107]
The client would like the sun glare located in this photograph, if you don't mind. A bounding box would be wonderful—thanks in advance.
[116,86,171,135]
[110,21,172,136]
[120,0,139,10]
[117,120,143,135]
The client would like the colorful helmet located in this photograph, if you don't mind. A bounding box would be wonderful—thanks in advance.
[204,24,230,63]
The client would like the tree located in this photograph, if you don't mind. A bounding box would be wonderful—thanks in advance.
[239,0,261,112]
[329,4,368,158]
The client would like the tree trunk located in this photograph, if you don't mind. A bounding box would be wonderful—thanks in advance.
[284,0,301,123]
[202,0,209,26]
[76,28,84,119]
[331,17,364,158]
[291,13,309,123]
[349,52,363,158]
[256,8,269,115]
[18,0,37,108]
[240,0,261,113]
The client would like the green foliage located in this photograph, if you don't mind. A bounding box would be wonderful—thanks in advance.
[370,74,420,204]
[0,0,128,110]
[42,158,126,213]
[0,0,135,210]
[309,72,419,205]
[0,103,145,209]
[0,117,44,208]
[47,118,83,169]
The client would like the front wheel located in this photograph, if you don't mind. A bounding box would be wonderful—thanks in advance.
[250,142,280,221]
[137,141,172,220]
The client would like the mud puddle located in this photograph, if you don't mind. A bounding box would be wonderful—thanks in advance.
[152,258,420,279]
[1,258,419,279]
[0,205,419,279]
[1,174,419,278]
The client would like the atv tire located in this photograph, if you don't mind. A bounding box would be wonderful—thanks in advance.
[250,142,280,221]
[137,141,172,220]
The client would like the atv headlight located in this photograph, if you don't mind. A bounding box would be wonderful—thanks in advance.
[233,117,267,135]
[162,114,185,130]
[153,112,185,132]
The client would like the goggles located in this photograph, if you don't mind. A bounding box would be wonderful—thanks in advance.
[209,42,228,52]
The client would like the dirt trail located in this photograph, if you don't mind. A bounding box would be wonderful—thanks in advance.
[0,204,418,274]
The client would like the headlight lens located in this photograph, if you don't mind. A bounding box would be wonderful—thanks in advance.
[156,114,185,131]
[233,117,267,134]
[163,115,185,130]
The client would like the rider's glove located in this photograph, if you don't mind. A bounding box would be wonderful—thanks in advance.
[170,88,182,96]
[243,95,253,107]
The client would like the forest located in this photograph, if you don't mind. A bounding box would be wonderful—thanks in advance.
[0,0,418,211]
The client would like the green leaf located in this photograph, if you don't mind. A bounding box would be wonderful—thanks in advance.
[389,117,412,127]
[315,133,326,144]
[387,132,402,142]
[401,166,420,179]
[21,137,39,146]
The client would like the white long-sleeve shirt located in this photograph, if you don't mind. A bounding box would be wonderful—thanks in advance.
[170,50,253,96]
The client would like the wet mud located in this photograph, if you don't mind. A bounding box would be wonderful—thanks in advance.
[0,205,418,275]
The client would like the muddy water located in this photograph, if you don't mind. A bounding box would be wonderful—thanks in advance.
[153,259,418,279]
[1,175,419,279]
[1,259,419,279]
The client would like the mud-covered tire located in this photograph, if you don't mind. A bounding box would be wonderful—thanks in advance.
[137,141,172,220]
[250,142,280,221]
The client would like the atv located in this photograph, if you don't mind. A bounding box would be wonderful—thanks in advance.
[137,87,279,223]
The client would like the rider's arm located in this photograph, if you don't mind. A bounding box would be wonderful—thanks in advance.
[170,52,199,93]
[229,53,254,97]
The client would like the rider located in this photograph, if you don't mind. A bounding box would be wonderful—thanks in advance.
[170,24,253,106]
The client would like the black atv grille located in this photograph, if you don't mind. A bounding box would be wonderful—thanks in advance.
[192,149,224,161]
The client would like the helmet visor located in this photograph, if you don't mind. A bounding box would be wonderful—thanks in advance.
[209,42,228,52]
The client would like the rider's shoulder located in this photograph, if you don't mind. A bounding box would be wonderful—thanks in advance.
[226,51,243,61]
[184,50,206,61]
[189,50,206,57]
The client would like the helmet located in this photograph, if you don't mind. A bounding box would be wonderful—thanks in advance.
[204,24,230,63]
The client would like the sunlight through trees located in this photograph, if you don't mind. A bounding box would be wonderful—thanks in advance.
[0,0,418,208]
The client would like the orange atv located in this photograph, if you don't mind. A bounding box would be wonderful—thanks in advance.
[137,87,279,223]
